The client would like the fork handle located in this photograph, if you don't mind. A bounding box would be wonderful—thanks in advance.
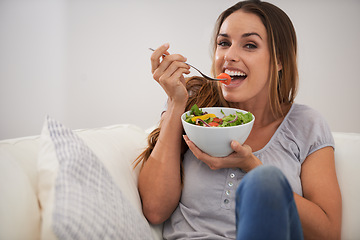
[148,48,226,81]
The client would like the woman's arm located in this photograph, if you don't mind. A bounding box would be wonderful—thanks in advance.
[138,44,190,225]
[295,146,342,240]
[138,104,185,224]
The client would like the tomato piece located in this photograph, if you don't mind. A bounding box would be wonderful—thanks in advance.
[208,122,219,127]
[217,73,232,85]
[213,117,222,123]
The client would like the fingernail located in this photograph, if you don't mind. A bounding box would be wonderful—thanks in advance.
[164,43,169,48]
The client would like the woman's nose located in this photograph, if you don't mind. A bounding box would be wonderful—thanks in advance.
[224,46,240,62]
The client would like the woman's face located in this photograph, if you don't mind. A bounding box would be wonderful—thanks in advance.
[215,10,272,105]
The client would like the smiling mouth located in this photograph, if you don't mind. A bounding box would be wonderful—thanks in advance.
[225,69,247,81]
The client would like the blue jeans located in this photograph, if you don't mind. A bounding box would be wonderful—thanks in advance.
[235,165,304,240]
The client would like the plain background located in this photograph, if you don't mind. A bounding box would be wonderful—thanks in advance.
[1,0,359,140]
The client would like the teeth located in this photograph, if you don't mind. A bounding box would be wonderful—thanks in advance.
[225,69,246,77]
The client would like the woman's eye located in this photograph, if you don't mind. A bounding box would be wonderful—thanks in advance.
[217,41,230,47]
[245,43,257,49]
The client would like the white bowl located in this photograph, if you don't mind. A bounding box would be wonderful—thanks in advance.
[181,107,255,157]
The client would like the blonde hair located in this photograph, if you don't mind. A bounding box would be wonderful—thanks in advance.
[135,0,298,168]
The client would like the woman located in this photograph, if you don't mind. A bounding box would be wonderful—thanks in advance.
[137,1,342,239]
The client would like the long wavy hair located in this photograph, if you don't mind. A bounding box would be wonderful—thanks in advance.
[135,0,298,170]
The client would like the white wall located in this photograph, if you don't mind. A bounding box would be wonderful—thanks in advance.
[1,0,359,140]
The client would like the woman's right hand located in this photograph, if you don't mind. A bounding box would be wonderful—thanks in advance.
[150,43,190,106]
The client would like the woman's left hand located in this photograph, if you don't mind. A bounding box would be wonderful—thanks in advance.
[183,135,262,172]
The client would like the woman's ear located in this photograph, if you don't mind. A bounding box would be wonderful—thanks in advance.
[277,61,282,71]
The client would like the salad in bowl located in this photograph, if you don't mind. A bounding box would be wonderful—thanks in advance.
[181,104,255,157]
[184,104,253,128]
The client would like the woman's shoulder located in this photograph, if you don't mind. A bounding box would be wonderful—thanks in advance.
[285,103,331,130]
[281,103,334,159]
[288,103,323,121]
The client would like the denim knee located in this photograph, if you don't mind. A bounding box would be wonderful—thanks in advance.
[236,165,293,203]
[235,165,303,240]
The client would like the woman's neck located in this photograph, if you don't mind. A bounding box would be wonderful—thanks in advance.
[232,101,291,129]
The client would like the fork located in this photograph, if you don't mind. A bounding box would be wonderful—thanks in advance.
[149,48,227,81]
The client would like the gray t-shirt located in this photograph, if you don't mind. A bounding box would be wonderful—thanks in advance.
[163,103,334,239]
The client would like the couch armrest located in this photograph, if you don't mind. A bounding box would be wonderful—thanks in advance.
[332,132,360,239]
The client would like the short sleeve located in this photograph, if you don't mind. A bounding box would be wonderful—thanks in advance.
[288,104,334,163]
[307,111,335,156]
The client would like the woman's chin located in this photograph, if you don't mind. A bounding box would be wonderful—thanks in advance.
[221,79,248,103]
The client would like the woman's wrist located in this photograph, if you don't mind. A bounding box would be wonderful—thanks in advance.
[167,97,188,112]
[242,154,263,173]
[161,99,187,129]
[151,100,186,162]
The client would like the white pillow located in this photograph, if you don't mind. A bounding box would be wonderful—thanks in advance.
[37,116,152,239]
[0,150,41,240]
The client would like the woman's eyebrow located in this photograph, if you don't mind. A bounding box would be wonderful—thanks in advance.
[218,32,262,40]
[242,32,262,40]
[218,33,229,38]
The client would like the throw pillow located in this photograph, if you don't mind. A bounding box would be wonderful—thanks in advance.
[37,116,152,239]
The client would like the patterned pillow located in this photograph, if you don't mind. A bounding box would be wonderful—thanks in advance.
[37,116,152,239]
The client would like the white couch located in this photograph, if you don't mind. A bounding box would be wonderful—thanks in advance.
[0,117,359,240]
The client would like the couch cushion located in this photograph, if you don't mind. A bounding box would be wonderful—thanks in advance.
[37,116,156,239]
[0,150,41,240]
[332,132,360,239]
[0,136,40,195]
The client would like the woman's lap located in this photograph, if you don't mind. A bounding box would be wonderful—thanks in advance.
[235,165,304,240]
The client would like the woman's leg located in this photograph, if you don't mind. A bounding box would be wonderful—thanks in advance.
[235,165,303,240]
